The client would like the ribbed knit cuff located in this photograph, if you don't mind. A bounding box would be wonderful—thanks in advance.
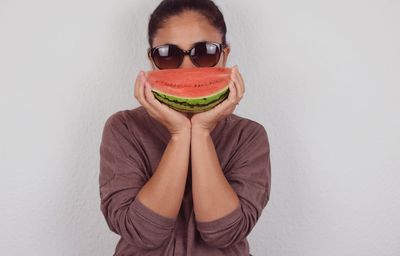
[130,197,177,229]
[195,203,242,232]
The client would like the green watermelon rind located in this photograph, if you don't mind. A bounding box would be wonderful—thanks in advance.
[151,85,230,113]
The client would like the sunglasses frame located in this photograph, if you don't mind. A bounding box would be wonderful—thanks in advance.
[147,41,228,69]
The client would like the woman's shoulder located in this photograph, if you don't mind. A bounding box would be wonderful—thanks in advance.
[103,106,148,127]
[102,106,153,137]
[226,113,266,133]
[212,112,269,146]
[213,113,270,159]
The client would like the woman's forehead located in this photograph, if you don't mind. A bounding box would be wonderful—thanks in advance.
[152,11,222,48]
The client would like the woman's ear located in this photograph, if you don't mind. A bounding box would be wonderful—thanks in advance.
[147,48,156,70]
[222,46,231,67]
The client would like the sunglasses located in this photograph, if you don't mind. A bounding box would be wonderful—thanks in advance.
[148,41,227,70]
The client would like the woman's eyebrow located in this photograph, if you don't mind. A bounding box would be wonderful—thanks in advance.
[191,40,207,46]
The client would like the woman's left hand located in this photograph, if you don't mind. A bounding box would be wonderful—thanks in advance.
[191,65,245,134]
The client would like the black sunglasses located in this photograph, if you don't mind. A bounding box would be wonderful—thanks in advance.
[148,41,227,70]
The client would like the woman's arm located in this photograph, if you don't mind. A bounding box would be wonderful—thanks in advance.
[99,113,190,250]
[189,66,244,222]
[133,70,192,219]
[136,131,191,219]
[191,127,240,222]
[191,123,271,249]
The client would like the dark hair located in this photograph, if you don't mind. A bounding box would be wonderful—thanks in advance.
[147,0,228,48]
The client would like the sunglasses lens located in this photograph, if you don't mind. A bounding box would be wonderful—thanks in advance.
[152,45,183,69]
[191,42,221,67]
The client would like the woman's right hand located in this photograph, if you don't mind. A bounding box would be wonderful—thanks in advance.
[134,70,191,136]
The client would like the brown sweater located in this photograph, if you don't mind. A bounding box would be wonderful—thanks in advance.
[99,106,271,256]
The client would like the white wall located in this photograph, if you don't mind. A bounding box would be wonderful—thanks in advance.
[1,0,399,255]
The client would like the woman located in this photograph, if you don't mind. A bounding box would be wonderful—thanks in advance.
[99,0,271,255]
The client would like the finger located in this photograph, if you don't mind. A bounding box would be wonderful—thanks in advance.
[228,75,238,106]
[224,80,239,113]
[142,72,186,120]
[206,73,237,116]
[142,74,179,120]
[235,67,246,95]
[138,72,159,117]
[212,79,235,112]
[232,65,244,101]
[230,70,242,104]
[143,79,167,111]
[209,67,240,114]
[134,71,142,99]
[232,66,244,101]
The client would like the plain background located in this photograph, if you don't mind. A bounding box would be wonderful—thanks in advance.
[1,0,399,255]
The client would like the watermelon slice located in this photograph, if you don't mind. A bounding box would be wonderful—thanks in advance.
[145,67,232,113]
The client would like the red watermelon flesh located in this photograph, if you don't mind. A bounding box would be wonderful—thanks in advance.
[145,67,232,113]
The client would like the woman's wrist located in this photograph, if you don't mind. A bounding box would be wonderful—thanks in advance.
[170,128,192,141]
[191,126,211,137]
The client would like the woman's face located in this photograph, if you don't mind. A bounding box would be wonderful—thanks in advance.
[149,10,230,70]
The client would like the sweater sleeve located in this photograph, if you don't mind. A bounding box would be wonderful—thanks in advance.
[195,122,272,248]
[99,113,177,250]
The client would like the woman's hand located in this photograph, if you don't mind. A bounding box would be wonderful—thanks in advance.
[134,71,192,136]
[190,65,245,134]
